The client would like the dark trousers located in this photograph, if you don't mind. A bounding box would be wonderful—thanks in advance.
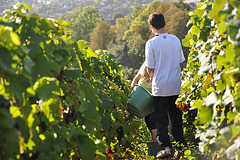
[145,113,156,133]
[152,95,186,147]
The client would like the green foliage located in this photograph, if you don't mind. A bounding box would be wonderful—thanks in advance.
[0,4,149,159]
[65,6,104,42]
[126,4,145,26]
[174,0,193,12]
[107,17,133,80]
[126,33,145,68]
[178,0,240,159]
[90,21,116,51]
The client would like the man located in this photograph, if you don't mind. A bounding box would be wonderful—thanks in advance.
[145,12,186,159]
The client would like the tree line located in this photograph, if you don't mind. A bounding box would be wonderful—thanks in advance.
[1,0,155,20]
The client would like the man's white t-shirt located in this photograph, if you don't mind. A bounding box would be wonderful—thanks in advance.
[145,33,185,96]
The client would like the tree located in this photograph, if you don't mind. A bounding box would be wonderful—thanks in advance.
[110,4,147,80]
[126,33,145,70]
[90,21,116,51]
[65,6,104,42]
[174,0,192,11]
[112,12,124,21]
[126,3,144,26]
[107,17,135,80]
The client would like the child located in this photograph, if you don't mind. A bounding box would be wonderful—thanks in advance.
[131,62,157,141]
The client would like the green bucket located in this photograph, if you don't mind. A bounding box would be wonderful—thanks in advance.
[146,141,163,156]
[128,85,155,118]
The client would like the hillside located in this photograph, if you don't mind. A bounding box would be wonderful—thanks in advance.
[1,0,199,21]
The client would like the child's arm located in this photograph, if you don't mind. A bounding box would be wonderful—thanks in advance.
[147,68,154,83]
[131,72,142,87]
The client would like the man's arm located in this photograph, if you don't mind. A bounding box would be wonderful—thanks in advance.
[147,68,154,82]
